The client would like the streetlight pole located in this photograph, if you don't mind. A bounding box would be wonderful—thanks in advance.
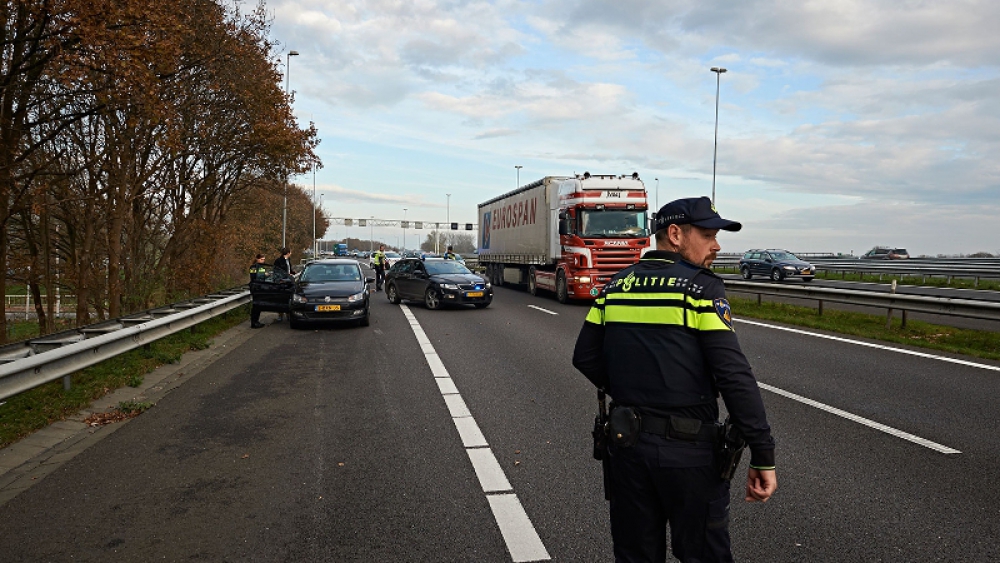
[515,165,522,188]
[402,208,407,251]
[282,50,300,249]
[370,216,374,253]
[710,66,726,205]
[655,178,659,210]
[311,164,317,257]
[446,194,451,253]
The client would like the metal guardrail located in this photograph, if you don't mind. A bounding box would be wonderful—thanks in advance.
[0,288,250,402]
[712,257,1000,285]
[723,280,1000,322]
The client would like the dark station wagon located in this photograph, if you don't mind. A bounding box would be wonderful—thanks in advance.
[739,249,816,282]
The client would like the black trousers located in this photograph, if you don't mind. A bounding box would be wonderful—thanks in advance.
[374,265,385,288]
[250,304,261,325]
[609,436,732,563]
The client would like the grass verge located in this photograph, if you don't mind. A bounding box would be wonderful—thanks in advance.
[0,305,249,449]
[728,295,1000,362]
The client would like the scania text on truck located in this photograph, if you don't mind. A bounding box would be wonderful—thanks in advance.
[477,172,650,302]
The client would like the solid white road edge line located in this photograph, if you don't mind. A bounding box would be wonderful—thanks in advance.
[757,382,961,454]
[399,305,551,562]
[527,305,558,315]
[735,318,965,454]
[735,318,1000,372]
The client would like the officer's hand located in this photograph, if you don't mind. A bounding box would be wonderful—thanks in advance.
[745,468,776,503]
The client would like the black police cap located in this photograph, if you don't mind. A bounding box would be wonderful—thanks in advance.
[652,196,742,233]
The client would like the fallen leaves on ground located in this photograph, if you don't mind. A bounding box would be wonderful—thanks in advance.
[83,410,140,426]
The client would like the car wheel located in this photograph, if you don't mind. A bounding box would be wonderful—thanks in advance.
[770,268,784,282]
[425,288,442,310]
[528,267,538,296]
[359,312,370,327]
[474,299,492,309]
[386,283,401,304]
[741,266,752,280]
[556,271,569,304]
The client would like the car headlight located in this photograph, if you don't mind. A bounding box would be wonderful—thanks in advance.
[292,294,308,304]
[576,276,592,283]
[783,266,796,270]
[440,283,460,290]
[347,291,366,302]
[485,282,492,289]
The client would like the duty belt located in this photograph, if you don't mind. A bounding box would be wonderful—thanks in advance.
[639,414,719,443]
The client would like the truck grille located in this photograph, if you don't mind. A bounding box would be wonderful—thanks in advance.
[591,248,641,274]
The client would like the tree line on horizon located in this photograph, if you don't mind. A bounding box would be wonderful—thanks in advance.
[1,0,324,343]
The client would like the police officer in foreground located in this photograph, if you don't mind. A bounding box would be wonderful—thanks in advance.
[573,196,777,563]
[248,254,267,329]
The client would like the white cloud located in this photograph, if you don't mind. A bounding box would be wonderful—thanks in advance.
[269,0,1000,255]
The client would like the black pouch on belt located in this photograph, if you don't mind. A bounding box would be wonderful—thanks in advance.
[668,416,703,441]
[608,406,641,447]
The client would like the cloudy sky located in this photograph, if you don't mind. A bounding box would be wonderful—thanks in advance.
[269,0,1000,256]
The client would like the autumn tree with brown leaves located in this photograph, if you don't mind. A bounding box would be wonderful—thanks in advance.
[1,0,320,342]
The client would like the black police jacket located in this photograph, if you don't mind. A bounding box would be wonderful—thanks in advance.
[572,250,775,469]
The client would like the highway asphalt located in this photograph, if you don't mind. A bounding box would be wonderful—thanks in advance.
[1,277,999,561]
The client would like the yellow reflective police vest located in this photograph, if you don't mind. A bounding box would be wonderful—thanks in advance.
[583,252,734,408]
[249,264,267,283]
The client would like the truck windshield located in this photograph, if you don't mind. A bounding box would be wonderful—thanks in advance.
[579,210,648,237]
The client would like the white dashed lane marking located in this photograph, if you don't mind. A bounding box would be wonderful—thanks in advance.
[401,305,551,562]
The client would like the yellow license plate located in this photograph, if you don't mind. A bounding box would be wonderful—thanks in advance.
[315,304,341,312]
[466,292,484,298]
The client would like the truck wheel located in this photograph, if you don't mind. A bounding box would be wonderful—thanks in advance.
[386,283,401,304]
[528,267,538,296]
[425,288,442,310]
[741,266,752,280]
[556,271,569,304]
[493,264,503,286]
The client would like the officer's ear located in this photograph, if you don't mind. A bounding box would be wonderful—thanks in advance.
[665,224,686,248]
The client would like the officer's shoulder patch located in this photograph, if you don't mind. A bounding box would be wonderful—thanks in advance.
[713,298,734,330]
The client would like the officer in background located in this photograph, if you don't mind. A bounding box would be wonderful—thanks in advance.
[371,244,387,291]
[248,254,267,329]
[573,196,777,563]
[443,245,458,260]
[273,247,295,322]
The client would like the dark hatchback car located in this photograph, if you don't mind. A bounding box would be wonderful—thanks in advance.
[288,259,374,328]
[739,249,815,282]
[385,258,492,309]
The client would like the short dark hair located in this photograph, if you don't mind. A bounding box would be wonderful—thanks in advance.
[280,247,290,255]
[654,224,692,246]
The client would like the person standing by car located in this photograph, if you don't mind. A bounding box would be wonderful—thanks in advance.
[248,254,267,329]
[443,245,458,260]
[273,247,295,321]
[371,244,387,291]
[572,196,777,562]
